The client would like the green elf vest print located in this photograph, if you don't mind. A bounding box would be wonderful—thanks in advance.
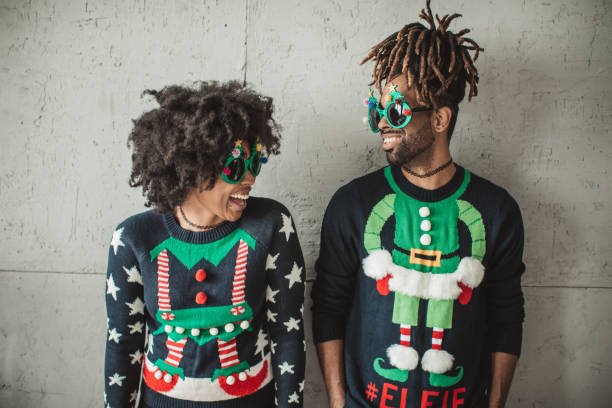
[362,167,486,387]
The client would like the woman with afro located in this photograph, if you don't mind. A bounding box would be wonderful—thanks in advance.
[104,81,305,408]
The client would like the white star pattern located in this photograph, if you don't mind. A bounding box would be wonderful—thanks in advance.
[278,361,294,375]
[129,389,138,403]
[106,274,120,301]
[270,341,277,354]
[110,227,125,255]
[108,328,122,343]
[284,317,301,332]
[123,265,142,285]
[299,380,305,392]
[254,329,268,356]
[146,333,154,354]
[104,391,107,403]
[129,349,143,365]
[108,373,126,387]
[125,297,145,316]
[288,392,300,403]
[303,339,307,352]
[266,286,279,304]
[300,305,304,316]
[284,262,303,289]
[128,321,144,334]
[266,253,279,270]
[266,309,278,323]
[279,213,295,241]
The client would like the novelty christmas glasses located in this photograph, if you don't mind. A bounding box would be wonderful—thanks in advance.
[221,140,264,184]
[366,86,433,133]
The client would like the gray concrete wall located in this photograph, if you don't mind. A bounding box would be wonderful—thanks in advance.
[1,0,610,406]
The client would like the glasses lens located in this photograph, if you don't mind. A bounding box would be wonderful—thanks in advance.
[369,107,381,131]
[387,103,406,127]
[226,158,245,183]
[250,152,261,176]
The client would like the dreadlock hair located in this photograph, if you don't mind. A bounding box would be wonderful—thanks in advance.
[361,0,483,139]
[128,80,281,213]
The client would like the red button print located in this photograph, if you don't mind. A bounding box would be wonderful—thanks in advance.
[195,269,206,282]
[195,292,207,304]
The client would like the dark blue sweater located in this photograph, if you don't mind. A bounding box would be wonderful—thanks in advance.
[105,198,305,408]
[312,165,525,408]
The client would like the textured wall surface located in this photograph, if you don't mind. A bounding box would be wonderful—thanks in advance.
[1,0,611,407]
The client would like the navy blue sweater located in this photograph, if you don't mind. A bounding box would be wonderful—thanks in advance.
[105,198,305,408]
[312,165,525,408]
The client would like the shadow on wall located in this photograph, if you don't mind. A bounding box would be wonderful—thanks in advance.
[452,36,583,405]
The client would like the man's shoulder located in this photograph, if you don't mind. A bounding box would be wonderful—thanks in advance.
[464,168,522,218]
[330,167,389,201]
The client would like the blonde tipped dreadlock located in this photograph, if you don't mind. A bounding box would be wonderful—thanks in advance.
[361,0,483,108]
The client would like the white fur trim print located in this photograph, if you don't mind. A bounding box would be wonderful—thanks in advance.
[387,344,419,370]
[363,250,485,300]
[455,257,485,288]
[362,249,393,280]
[421,349,454,374]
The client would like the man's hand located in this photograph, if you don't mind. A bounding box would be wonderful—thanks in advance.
[316,339,346,408]
[488,352,518,408]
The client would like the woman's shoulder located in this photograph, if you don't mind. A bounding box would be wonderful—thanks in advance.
[240,197,296,241]
[113,209,166,241]
[244,196,292,218]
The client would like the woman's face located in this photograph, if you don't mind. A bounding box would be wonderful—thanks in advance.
[185,143,256,224]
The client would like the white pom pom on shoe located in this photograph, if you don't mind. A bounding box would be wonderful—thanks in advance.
[387,344,419,371]
[421,349,454,374]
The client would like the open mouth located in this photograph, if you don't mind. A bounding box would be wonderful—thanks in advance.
[381,132,402,150]
[229,192,250,210]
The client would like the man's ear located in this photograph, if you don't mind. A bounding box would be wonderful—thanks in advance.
[431,106,452,134]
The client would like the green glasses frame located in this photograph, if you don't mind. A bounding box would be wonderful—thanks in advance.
[221,140,263,184]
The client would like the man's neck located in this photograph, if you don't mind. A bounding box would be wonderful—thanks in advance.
[400,143,455,190]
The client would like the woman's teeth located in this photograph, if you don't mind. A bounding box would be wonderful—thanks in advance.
[230,193,249,200]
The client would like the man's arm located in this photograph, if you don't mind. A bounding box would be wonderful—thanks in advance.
[488,352,518,408]
[316,340,346,408]
[312,185,361,408]
[484,196,525,408]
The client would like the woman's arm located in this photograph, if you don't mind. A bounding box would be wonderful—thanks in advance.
[104,225,146,408]
[265,210,306,408]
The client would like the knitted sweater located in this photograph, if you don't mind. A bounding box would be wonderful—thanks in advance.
[312,165,525,408]
[105,198,305,408]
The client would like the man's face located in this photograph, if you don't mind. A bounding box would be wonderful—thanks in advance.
[377,75,435,167]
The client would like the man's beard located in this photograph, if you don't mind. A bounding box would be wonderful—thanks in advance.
[385,123,435,167]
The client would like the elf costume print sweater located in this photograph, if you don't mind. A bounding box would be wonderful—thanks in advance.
[104,198,305,408]
[312,165,525,408]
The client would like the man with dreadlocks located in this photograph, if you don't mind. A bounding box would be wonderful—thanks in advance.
[312,1,525,407]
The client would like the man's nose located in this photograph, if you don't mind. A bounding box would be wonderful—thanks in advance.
[378,113,390,131]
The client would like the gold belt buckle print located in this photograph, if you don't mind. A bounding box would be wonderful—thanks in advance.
[409,248,442,267]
